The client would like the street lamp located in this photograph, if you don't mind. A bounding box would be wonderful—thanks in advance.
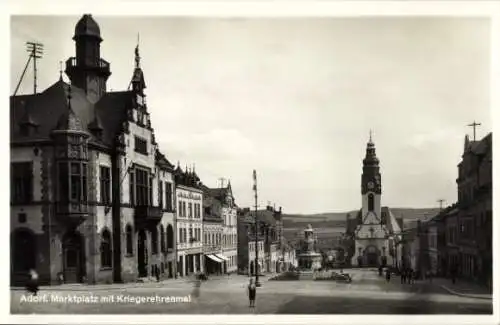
[253,170,261,287]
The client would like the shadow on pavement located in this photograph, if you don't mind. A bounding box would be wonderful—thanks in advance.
[274,293,492,314]
[274,274,492,315]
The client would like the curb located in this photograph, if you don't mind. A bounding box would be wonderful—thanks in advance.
[440,285,492,300]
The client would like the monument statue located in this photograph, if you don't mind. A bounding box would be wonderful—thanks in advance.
[297,224,322,271]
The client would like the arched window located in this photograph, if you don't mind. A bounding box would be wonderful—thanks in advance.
[368,194,374,211]
[100,229,112,268]
[160,225,166,253]
[151,227,158,254]
[125,224,133,255]
[166,224,174,250]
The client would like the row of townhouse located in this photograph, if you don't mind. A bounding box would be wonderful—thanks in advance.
[237,206,297,275]
[10,14,237,285]
[399,131,492,288]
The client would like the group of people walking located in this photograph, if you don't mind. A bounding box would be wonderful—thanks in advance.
[378,265,417,284]
[400,268,416,284]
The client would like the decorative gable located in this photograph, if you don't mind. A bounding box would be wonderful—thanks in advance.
[362,211,380,224]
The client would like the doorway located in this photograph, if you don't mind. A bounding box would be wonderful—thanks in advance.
[62,230,85,283]
[137,229,148,277]
[11,229,36,285]
[364,245,380,267]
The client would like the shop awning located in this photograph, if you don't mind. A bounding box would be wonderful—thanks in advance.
[214,254,230,261]
[206,254,223,263]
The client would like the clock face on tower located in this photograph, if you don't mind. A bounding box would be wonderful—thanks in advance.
[367,181,374,190]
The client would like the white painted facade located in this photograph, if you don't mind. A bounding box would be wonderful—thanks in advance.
[221,204,238,272]
[176,185,204,276]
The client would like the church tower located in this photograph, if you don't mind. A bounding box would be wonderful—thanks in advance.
[65,14,111,103]
[361,131,382,224]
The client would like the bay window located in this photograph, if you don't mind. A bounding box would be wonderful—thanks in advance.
[58,161,87,203]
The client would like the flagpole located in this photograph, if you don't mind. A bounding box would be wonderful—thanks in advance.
[253,170,261,287]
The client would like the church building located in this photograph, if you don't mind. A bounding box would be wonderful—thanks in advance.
[10,14,176,285]
[348,133,403,268]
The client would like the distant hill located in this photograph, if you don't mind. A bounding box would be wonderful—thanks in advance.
[282,208,441,241]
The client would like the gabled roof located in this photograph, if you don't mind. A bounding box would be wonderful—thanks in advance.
[155,150,175,170]
[11,80,90,142]
[11,79,135,147]
[94,90,134,146]
[383,207,402,234]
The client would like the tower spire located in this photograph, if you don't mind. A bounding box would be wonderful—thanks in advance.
[135,33,141,69]
[369,129,373,143]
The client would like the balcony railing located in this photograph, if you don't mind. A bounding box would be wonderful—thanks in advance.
[65,57,111,77]
[66,57,110,69]
[134,205,162,225]
[55,201,89,225]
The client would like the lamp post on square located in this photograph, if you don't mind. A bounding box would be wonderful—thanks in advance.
[253,170,261,287]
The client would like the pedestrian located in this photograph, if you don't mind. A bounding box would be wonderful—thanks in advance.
[26,269,39,296]
[385,268,391,283]
[401,269,405,284]
[155,265,160,282]
[247,278,257,308]
[192,274,202,300]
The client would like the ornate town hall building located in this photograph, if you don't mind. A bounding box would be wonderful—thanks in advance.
[10,15,176,285]
[348,133,403,267]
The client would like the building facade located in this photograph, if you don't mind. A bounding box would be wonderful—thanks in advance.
[10,14,177,285]
[174,166,204,277]
[349,134,402,267]
[202,187,224,275]
[237,206,283,275]
[401,131,492,287]
[208,183,238,273]
[455,133,492,285]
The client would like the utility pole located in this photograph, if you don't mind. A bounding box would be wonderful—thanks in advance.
[27,42,44,94]
[437,199,445,211]
[253,170,261,287]
[218,177,226,188]
[467,121,481,141]
[14,42,44,96]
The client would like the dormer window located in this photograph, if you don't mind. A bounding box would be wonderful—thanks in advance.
[134,136,148,155]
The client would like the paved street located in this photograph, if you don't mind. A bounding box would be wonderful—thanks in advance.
[11,269,492,314]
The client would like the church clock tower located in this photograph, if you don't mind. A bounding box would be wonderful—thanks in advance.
[65,14,111,103]
[361,131,382,224]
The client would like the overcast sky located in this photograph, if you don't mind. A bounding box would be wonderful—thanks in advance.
[10,16,491,214]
